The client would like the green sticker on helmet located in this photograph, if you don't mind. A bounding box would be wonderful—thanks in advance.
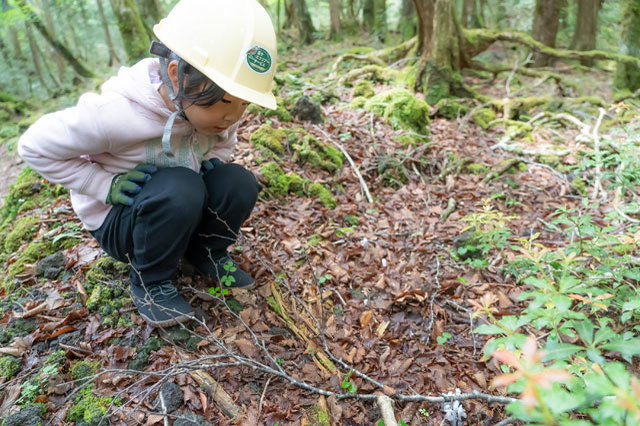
[245,46,273,74]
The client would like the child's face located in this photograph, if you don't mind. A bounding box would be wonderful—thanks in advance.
[183,94,249,136]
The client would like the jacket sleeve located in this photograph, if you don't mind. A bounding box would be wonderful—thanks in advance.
[17,93,118,203]
[203,122,240,163]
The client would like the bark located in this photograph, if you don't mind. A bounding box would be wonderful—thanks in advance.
[398,0,416,39]
[413,0,435,55]
[109,0,150,63]
[97,0,120,66]
[284,0,295,29]
[9,27,23,59]
[15,0,95,78]
[374,0,387,41]
[614,0,640,92]
[135,0,164,41]
[461,0,480,28]
[531,0,564,67]
[363,0,375,31]
[38,0,65,74]
[24,21,49,91]
[329,0,342,40]
[570,0,600,66]
[291,0,315,45]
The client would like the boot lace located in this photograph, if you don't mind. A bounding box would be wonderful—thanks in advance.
[147,281,178,303]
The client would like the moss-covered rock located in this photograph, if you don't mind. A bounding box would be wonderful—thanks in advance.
[465,163,489,174]
[66,385,115,426]
[364,89,430,136]
[250,124,286,157]
[128,337,163,371]
[308,183,337,209]
[571,176,588,195]
[353,80,375,98]
[349,96,368,109]
[71,360,100,381]
[4,215,39,253]
[260,162,337,208]
[471,108,497,130]
[0,355,21,378]
[291,134,343,174]
[246,97,292,122]
[7,240,55,278]
[435,99,469,119]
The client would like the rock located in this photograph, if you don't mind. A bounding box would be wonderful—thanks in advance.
[292,96,324,123]
[174,411,212,426]
[36,252,66,279]
[3,404,44,426]
[154,382,183,413]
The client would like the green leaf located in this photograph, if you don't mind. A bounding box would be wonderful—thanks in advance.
[572,320,594,346]
[601,339,640,362]
[622,298,640,311]
[474,324,504,335]
[558,276,581,293]
[524,276,554,291]
[542,342,584,362]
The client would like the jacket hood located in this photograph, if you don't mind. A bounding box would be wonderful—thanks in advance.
[101,58,175,120]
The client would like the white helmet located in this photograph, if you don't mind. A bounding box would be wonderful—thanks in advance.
[153,0,277,110]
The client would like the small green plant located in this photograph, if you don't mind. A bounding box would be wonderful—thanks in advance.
[318,274,333,285]
[418,408,430,418]
[436,332,452,345]
[208,285,230,298]
[221,260,237,287]
[341,370,357,394]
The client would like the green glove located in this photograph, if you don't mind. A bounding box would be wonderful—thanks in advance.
[106,163,158,206]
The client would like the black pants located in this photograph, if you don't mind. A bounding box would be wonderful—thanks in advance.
[91,165,262,286]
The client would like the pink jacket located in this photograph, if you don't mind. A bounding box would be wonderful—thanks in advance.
[18,59,239,231]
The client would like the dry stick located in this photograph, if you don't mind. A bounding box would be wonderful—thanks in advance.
[159,391,169,426]
[377,394,398,426]
[314,125,374,203]
[424,257,441,346]
[258,377,272,420]
[591,108,607,201]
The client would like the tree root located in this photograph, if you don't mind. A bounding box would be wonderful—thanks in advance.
[339,65,401,86]
[329,38,417,80]
[472,61,579,95]
[464,29,640,67]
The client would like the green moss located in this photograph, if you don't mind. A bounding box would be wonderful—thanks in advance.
[71,361,100,382]
[261,162,291,197]
[307,234,322,247]
[4,215,39,253]
[536,154,561,166]
[310,404,331,426]
[291,135,343,174]
[613,0,640,92]
[7,240,55,278]
[288,173,306,195]
[128,337,163,371]
[364,89,430,136]
[471,108,497,129]
[571,177,588,195]
[353,80,375,98]
[347,46,375,55]
[349,96,368,109]
[0,355,20,378]
[66,385,115,426]
[435,99,469,119]
[246,97,291,122]
[250,124,286,156]
[84,256,129,292]
[308,183,337,209]
[465,163,489,174]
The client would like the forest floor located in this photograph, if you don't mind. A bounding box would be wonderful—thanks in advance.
[0,37,638,426]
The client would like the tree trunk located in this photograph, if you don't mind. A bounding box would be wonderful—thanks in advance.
[24,22,49,91]
[398,0,416,39]
[38,0,66,74]
[329,0,342,40]
[414,0,467,104]
[570,0,600,65]
[15,0,95,78]
[109,0,150,63]
[291,0,315,45]
[461,0,482,28]
[614,0,640,93]
[531,0,563,67]
[374,0,387,41]
[135,0,163,41]
[9,27,23,59]
[97,0,120,66]
[284,0,295,29]
[363,0,374,31]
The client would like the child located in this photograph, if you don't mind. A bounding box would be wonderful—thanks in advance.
[17,0,278,327]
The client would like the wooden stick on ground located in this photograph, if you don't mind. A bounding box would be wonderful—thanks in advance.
[376,394,398,426]
[314,125,374,203]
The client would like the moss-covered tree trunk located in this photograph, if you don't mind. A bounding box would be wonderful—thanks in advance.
[398,0,416,39]
[291,0,315,45]
[108,0,149,63]
[15,0,94,78]
[531,0,564,67]
[329,0,342,40]
[570,0,600,66]
[363,0,375,31]
[614,0,640,93]
[461,0,482,28]
[284,0,295,29]
[38,0,65,75]
[96,0,120,66]
[413,0,468,104]
[9,27,23,59]
[24,21,49,91]
[374,0,387,41]
[134,0,163,42]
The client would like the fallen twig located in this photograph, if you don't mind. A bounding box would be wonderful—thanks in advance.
[314,125,374,203]
[376,394,398,426]
[591,108,607,200]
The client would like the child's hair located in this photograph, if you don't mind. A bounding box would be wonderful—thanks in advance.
[164,51,227,107]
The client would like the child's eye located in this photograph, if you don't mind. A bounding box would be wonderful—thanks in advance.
[220,99,232,104]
